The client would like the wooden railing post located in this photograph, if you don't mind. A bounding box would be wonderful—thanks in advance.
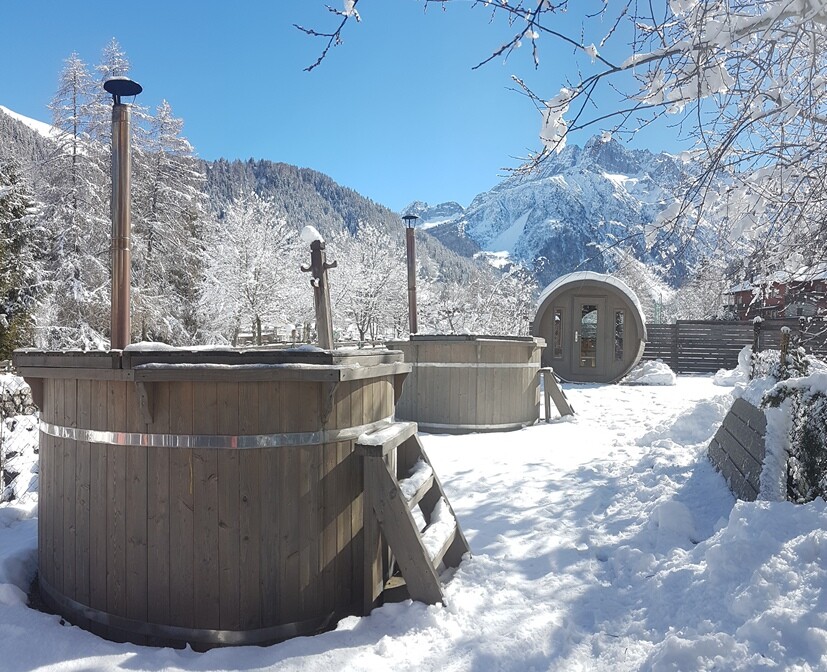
[750,317,763,380]
[780,326,791,378]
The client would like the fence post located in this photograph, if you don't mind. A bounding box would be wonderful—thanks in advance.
[671,322,680,372]
[750,317,763,380]
[780,326,791,378]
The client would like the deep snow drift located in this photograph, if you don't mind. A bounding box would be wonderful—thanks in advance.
[1,375,826,671]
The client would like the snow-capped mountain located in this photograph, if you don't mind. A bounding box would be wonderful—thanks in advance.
[0,105,61,141]
[402,200,465,229]
[405,136,701,287]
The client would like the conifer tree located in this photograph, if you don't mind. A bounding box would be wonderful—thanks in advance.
[38,52,110,348]
[132,100,206,343]
[198,193,304,345]
[0,159,39,358]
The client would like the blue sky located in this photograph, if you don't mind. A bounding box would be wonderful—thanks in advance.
[0,1,683,212]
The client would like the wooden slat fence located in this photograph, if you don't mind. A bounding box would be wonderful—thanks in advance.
[642,319,827,373]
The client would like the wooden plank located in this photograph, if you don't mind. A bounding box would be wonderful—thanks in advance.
[279,382,302,625]
[146,381,170,626]
[124,381,148,623]
[52,378,65,595]
[320,441,338,615]
[258,382,280,626]
[364,457,443,605]
[107,381,127,618]
[731,398,768,433]
[335,382,353,612]
[62,378,77,601]
[721,413,766,464]
[88,379,108,611]
[238,383,261,630]
[707,436,729,474]
[355,422,418,458]
[410,435,470,565]
[299,440,322,619]
[216,382,241,632]
[278,442,301,622]
[168,381,194,628]
[350,437,364,613]
[723,457,759,501]
[74,378,92,607]
[39,380,53,589]
[717,425,763,480]
[192,379,219,630]
[133,366,341,384]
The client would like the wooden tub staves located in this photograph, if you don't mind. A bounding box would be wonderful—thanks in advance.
[387,335,545,434]
[14,346,410,649]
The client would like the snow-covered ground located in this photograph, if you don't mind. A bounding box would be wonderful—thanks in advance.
[2,375,827,671]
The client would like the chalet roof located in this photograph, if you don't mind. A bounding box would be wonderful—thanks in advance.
[725,263,827,294]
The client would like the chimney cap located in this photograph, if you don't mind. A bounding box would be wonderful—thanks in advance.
[103,77,143,99]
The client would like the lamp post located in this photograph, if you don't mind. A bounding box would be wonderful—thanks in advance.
[402,214,419,335]
[103,76,142,350]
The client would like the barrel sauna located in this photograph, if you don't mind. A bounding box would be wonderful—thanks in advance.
[13,346,410,649]
[533,272,647,383]
[387,335,545,434]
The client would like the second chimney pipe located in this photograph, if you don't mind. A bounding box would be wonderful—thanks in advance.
[403,214,419,335]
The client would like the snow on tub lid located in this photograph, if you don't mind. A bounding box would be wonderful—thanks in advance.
[536,270,647,328]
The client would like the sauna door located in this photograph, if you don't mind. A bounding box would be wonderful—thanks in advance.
[572,296,606,380]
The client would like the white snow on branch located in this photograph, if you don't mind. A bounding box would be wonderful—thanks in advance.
[540,88,573,153]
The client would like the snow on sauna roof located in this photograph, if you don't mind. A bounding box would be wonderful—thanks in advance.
[536,271,647,324]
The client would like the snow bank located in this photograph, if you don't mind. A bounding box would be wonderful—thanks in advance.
[714,345,752,386]
[642,500,827,671]
[622,359,676,385]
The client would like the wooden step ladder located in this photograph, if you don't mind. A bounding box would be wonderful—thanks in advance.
[540,367,574,419]
[356,421,470,609]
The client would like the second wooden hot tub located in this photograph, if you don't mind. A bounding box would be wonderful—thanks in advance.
[14,346,410,649]
[387,335,545,434]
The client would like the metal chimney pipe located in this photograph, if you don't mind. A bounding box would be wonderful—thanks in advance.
[403,215,419,335]
[104,77,142,350]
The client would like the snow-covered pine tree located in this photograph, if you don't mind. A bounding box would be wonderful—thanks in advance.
[87,38,139,145]
[198,192,305,345]
[334,222,406,342]
[37,52,110,349]
[0,159,39,358]
[132,100,206,344]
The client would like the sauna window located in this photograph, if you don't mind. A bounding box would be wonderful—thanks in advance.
[614,310,624,361]
[552,308,563,358]
[579,304,598,368]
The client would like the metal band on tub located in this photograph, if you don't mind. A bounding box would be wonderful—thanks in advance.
[38,415,395,449]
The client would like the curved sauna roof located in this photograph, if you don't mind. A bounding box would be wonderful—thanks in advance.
[535,271,647,341]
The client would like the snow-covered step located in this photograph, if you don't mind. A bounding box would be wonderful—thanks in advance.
[356,421,417,457]
[421,498,458,566]
[358,422,470,607]
[399,459,435,509]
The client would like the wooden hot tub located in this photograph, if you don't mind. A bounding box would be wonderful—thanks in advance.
[14,346,410,648]
[387,335,545,434]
